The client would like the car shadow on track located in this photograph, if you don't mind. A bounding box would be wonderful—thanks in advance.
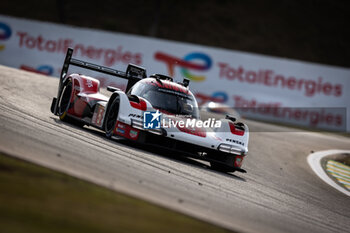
[52,118,246,182]
[118,139,246,182]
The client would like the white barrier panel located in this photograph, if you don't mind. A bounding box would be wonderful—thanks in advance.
[0,14,349,132]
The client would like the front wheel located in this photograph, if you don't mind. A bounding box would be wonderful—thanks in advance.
[57,80,84,127]
[57,80,72,121]
[210,161,236,173]
[104,96,120,138]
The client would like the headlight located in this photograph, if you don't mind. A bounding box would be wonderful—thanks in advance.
[131,119,143,130]
[131,119,164,135]
[218,143,244,155]
[147,128,163,135]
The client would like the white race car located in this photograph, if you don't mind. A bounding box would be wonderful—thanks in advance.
[51,48,249,173]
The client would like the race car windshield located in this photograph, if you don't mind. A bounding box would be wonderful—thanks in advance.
[129,82,199,119]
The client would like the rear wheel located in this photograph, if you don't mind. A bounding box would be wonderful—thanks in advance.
[104,96,120,138]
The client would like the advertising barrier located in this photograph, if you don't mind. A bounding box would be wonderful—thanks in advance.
[0,14,349,132]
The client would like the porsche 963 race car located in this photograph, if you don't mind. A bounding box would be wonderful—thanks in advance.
[51,48,249,173]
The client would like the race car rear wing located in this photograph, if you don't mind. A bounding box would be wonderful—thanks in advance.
[51,48,147,115]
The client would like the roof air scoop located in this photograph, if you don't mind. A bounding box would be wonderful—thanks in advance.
[151,74,173,81]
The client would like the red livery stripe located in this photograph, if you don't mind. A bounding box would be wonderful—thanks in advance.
[130,98,147,111]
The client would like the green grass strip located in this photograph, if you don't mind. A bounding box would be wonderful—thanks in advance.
[0,154,232,233]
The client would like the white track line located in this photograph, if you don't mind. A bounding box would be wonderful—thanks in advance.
[307,149,350,197]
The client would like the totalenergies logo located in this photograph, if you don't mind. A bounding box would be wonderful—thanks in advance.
[0,22,12,51]
[20,64,54,76]
[195,91,228,105]
[154,51,212,82]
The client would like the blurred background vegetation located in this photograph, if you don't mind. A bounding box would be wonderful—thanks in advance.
[1,0,349,68]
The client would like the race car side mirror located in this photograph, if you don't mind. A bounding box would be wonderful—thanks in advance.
[226,114,236,122]
[183,103,193,113]
[107,86,121,92]
[183,78,190,87]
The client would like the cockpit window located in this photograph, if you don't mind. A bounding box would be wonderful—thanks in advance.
[129,81,199,118]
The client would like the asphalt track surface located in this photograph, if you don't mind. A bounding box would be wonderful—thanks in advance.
[0,65,349,233]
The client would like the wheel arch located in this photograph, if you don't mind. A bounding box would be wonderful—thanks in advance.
[102,91,128,128]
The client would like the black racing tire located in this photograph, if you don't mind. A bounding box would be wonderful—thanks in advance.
[210,161,236,173]
[58,80,72,121]
[57,80,84,127]
[104,96,120,138]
